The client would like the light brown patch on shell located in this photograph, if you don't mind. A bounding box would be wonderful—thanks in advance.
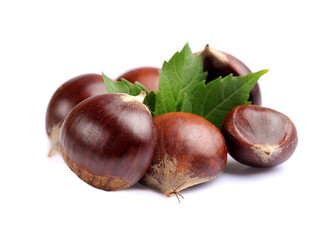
[142,153,220,197]
[60,145,131,191]
[47,124,61,157]
[120,92,150,113]
[251,144,282,164]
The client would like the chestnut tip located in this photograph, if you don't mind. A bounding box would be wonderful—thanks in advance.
[47,124,61,157]
[135,91,146,102]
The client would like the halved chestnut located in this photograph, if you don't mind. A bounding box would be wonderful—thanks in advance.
[222,104,298,168]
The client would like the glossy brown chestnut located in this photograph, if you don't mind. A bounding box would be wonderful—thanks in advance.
[141,112,227,197]
[222,104,298,168]
[196,45,262,105]
[59,92,157,191]
[116,67,160,92]
[45,74,108,156]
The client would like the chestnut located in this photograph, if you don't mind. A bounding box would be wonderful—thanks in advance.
[141,112,227,198]
[45,74,108,156]
[59,92,157,191]
[116,67,160,92]
[222,104,298,168]
[196,44,262,105]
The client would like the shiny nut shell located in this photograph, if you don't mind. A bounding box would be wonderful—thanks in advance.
[60,93,157,190]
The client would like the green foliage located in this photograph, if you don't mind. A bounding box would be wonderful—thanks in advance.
[181,70,268,129]
[102,43,268,128]
[102,73,148,95]
[153,43,207,116]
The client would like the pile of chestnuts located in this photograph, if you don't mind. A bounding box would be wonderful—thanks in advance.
[46,45,298,199]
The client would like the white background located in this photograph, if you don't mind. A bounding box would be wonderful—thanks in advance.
[1,0,335,239]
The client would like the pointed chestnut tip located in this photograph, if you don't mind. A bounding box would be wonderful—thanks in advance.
[195,44,212,56]
[120,91,146,103]
[47,148,59,158]
[137,91,147,102]
[46,124,61,158]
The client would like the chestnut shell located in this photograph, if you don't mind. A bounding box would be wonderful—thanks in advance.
[222,104,298,168]
[141,112,227,196]
[116,67,160,92]
[45,74,108,156]
[60,93,157,191]
[46,74,107,136]
[196,45,262,105]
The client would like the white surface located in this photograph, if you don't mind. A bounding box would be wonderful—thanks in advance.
[1,0,335,239]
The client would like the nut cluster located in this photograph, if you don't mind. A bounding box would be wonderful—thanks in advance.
[45,45,298,199]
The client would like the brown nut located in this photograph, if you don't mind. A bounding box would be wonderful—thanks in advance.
[196,45,262,105]
[141,112,227,198]
[45,74,108,156]
[60,92,157,191]
[116,67,160,92]
[221,104,298,168]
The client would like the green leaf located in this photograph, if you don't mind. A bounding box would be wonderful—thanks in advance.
[102,72,148,95]
[153,43,207,116]
[181,69,269,129]
[143,91,156,114]
[102,72,156,115]
[180,92,193,113]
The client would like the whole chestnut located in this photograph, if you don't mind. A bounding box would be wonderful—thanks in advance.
[59,92,157,191]
[45,74,108,156]
[196,44,262,105]
[222,104,298,168]
[116,67,160,92]
[141,112,227,198]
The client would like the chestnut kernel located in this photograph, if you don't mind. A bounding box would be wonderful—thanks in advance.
[116,67,160,92]
[59,92,157,191]
[222,104,298,168]
[141,112,227,197]
[196,45,262,105]
[45,74,108,156]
